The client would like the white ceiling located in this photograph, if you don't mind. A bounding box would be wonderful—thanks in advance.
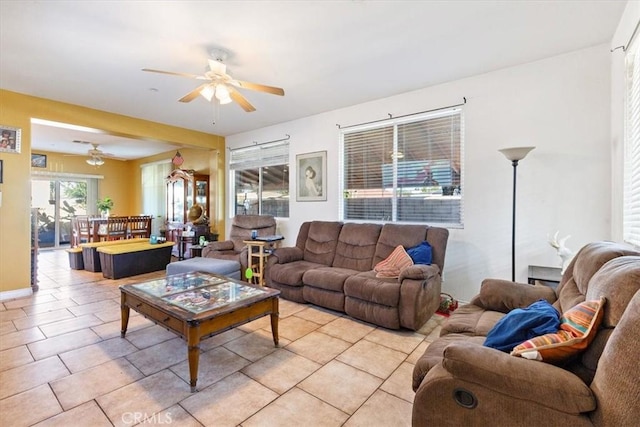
[0,1,627,160]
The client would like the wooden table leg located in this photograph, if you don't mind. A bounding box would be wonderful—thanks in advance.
[270,298,279,346]
[120,294,130,338]
[187,322,201,392]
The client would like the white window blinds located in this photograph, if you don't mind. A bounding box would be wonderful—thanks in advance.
[625,36,640,247]
[340,107,463,226]
[230,141,289,170]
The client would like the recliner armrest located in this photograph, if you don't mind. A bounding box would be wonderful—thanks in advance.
[271,247,304,264]
[470,278,557,313]
[398,264,440,282]
[440,341,595,414]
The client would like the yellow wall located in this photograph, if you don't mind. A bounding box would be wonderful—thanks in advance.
[0,90,225,294]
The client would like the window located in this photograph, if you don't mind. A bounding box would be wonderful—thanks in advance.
[624,37,640,247]
[340,107,463,226]
[230,140,289,218]
[141,160,171,235]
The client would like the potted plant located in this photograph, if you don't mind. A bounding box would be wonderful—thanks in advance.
[97,196,114,217]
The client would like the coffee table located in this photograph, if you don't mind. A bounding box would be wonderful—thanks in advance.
[119,272,280,392]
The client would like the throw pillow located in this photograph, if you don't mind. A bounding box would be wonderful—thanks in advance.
[511,297,606,363]
[406,241,433,265]
[374,245,414,278]
[483,299,561,352]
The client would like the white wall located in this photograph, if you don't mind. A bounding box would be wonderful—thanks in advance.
[227,44,612,302]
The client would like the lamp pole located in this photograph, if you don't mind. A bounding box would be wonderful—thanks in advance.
[499,147,535,282]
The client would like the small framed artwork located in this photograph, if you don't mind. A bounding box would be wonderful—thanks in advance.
[0,159,3,183]
[0,125,21,154]
[31,153,47,168]
[297,150,327,201]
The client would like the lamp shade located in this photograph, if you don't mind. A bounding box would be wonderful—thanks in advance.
[498,146,535,162]
[86,157,104,166]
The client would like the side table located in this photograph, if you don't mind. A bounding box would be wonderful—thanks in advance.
[528,265,562,289]
[190,245,203,258]
[243,235,284,286]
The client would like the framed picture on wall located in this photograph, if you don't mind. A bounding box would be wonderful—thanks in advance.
[31,153,47,168]
[296,151,327,201]
[0,125,21,154]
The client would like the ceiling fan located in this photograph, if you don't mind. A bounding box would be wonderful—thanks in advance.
[142,49,285,112]
[66,141,115,166]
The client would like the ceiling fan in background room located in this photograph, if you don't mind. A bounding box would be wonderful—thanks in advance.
[65,141,115,166]
[142,48,285,113]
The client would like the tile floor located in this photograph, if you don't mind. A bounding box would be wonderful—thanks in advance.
[1,250,443,427]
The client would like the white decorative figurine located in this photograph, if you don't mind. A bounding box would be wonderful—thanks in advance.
[548,231,573,273]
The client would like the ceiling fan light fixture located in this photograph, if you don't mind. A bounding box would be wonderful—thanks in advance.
[215,84,232,105]
[199,85,215,102]
[86,157,104,166]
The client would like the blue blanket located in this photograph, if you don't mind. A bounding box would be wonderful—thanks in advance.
[483,299,560,352]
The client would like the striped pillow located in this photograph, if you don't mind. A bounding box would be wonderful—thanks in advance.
[511,297,606,363]
[374,245,414,278]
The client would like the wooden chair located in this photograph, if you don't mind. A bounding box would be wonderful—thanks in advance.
[102,216,129,241]
[128,215,152,239]
[71,215,91,246]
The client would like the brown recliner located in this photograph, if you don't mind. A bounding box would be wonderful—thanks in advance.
[202,215,276,273]
[411,241,640,426]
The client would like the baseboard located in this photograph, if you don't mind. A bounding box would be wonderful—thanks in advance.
[0,287,33,302]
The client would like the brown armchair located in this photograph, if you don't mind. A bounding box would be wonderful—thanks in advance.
[412,242,640,426]
[201,215,276,272]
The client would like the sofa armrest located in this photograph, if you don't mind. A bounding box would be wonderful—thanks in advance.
[470,279,557,313]
[399,264,440,282]
[440,341,595,414]
[271,247,304,264]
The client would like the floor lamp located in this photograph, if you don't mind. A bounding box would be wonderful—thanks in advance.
[499,146,535,282]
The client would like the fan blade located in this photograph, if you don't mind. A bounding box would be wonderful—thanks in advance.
[179,83,210,103]
[228,86,256,112]
[231,80,285,96]
[142,68,207,80]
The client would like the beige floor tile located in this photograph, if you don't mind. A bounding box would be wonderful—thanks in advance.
[0,320,16,335]
[59,336,139,373]
[286,331,351,364]
[181,372,279,427]
[223,328,289,362]
[243,387,349,427]
[299,359,382,415]
[33,400,112,427]
[39,314,104,338]
[343,389,413,427]
[3,293,58,309]
[0,308,27,322]
[380,361,416,403]
[293,305,343,325]
[0,327,46,351]
[170,346,251,390]
[242,348,321,394]
[0,345,34,371]
[118,323,175,348]
[51,358,144,410]
[364,327,424,354]
[0,384,62,427]
[96,369,192,427]
[319,316,375,343]
[198,327,246,352]
[71,290,119,305]
[0,356,69,400]
[237,315,272,333]
[278,299,308,317]
[92,314,155,341]
[277,315,322,341]
[0,303,6,311]
[28,329,102,360]
[21,299,78,316]
[337,339,407,379]
[12,308,75,330]
[126,337,187,376]
[138,404,201,426]
[67,299,119,317]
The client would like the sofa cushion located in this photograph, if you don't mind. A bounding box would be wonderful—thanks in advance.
[374,245,413,278]
[303,221,343,266]
[332,223,382,271]
[344,271,401,307]
[374,224,427,266]
[406,241,433,265]
[268,260,325,287]
[483,300,561,352]
[440,304,506,336]
[303,266,358,292]
[511,297,605,363]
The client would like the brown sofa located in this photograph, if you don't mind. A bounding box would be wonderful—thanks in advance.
[412,241,640,426]
[202,215,276,273]
[265,221,449,330]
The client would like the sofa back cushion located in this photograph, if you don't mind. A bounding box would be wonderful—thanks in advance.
[303,221,343,266]
[333,223,382,271]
